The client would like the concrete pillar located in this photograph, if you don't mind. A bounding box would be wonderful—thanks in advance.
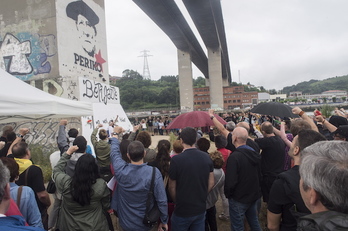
[177,49,194,112]
[222,77,229,87]
[208,47,224,109]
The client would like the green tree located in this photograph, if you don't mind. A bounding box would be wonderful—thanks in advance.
[193,77,206,87]
[332,97,337,103]
[342,96,346,102]
[312,98,317,103]
[122,69,143,80]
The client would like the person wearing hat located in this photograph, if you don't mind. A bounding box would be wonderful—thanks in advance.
[66,0,99,57]
[333,125,348,141]
[315,115,348,140]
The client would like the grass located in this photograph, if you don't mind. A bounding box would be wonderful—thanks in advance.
[29,143,56,182]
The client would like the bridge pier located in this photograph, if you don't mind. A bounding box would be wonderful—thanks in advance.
[207,47,224,109]
[177,49,194,112]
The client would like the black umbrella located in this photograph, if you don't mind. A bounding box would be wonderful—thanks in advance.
[251,102,299,118]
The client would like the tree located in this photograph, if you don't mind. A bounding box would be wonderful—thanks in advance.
[312,98,317,103]
[159,75,177,83]
[268,89,277,95]
[323,97,327,103]
[193,77,206,87]
[122,69,143,80]
[342,96,346,102]
[332,97,337,103]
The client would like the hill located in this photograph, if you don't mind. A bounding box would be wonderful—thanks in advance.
[282,75,348,95]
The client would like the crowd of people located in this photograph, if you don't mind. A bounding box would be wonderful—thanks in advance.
[0,106,347,231]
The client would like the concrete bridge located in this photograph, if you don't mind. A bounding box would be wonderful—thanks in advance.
[132,0,231,111]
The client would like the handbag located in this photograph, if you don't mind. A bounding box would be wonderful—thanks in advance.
[143,167,161,227]
[47,179,56,194]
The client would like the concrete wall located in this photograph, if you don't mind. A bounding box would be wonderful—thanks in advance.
[0,0,109,147]
[0,0,109,100]
[0,0,58,81]
[57,0,109,101]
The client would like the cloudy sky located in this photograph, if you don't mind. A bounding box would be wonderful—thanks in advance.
[105,0,348,90]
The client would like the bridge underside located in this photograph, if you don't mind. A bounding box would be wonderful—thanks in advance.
[183,0,231,83]
[133,0,232,110]
[133,0,209,78]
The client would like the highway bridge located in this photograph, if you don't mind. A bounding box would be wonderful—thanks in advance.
[133,0,231,111]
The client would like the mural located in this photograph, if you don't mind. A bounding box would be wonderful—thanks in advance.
[0,32,57,80]
[0,118,81,148]
[58,0,108,82]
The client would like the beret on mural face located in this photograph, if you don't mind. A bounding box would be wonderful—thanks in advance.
[66,0,100,26]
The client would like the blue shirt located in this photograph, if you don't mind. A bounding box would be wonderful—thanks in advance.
[0,215,45,230]
[110,138,168,231]
[10,182,43,228]
[237,145,255,151]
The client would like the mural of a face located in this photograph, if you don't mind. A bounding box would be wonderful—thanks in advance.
[66,0,99,57]
[76,14,97,56]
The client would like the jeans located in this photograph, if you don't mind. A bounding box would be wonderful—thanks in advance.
[171,212,205,231]
[229,198,261,231]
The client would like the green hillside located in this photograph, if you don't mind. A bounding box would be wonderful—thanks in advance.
[282,75,348,95]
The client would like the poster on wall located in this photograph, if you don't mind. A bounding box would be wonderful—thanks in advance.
[56,0,109,82]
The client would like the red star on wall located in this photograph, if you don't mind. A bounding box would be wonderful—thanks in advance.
[95,50,106,72]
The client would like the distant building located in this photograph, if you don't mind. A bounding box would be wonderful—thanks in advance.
[193,86,258,110]
[270,94,287,101]
[289,91,303,98]
[258,92,270,102]
[321,90,347,98]
[293,90,347,103]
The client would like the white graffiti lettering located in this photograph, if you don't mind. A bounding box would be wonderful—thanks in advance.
[0,33,33,74]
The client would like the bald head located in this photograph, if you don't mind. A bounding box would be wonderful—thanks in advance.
[232,127,248,146]
[261,122,274,135]
[237,122,250,132]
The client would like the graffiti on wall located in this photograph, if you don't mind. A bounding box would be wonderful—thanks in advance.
[0,33,33,75]
[0,118,81,148]
[0,32,57,80]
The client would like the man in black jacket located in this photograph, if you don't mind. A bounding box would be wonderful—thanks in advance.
[224,127,262,231]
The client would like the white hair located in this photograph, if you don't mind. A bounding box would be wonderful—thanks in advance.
[300,141,348,213]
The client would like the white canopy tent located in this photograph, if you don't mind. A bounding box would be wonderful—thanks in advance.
[0,68,93,123]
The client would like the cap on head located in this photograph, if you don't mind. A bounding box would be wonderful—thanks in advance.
[334,125,348,140]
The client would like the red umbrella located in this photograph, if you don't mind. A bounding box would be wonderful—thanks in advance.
[166,111,227,129]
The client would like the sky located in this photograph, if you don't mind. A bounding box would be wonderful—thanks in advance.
[105,0,348,90]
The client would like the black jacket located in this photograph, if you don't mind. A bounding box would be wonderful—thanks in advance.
[297,210,348,231]
[224,145,262,203]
